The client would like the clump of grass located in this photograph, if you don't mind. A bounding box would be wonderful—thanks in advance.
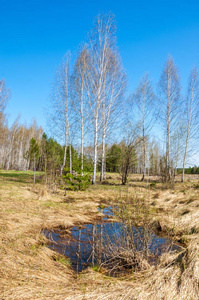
[99,204,105,210]
[91,265,99,272]
[181,209,190,216]
[186,196,196,204]
[161,182,175,190]
[153,192,159,199]
[53,254,72,266]
[178,236,189,245]
[151,200,157,206]
[189,227,199,234]
[150,181,157,188]
[97,193,171,274]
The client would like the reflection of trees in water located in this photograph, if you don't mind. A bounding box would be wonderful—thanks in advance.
[43,215,181,275]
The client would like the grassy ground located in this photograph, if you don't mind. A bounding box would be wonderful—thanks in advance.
[0,170,199,299]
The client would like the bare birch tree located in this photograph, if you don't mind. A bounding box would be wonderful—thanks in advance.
[132,74,155,181]
[5,117,20,170]
[99,49,126,181]
[49,53,72,175]
[119,122,139,185]
[158,57,180,181]
[87,14,113,184]
[72,46,89,175]
[87,13,125,184]
[149,139,160,175]
[170,120,184,179]
[0,79,9,114]
[0,79,10,141]
[182,67,199,182]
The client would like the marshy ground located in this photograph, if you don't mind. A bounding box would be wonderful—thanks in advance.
[0,171,199,299]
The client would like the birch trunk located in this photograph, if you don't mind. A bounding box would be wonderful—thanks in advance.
[141,92,146,181]
[166,74,171,181]
[80,79,84,176]
[181,68,198,182]
[68,122,72,174]
[61,127,67,175]
[158,58,180,182]
[100,130,106,181]
[100,89,105,181]
[133,74,154,182]
[92,116,98,184]
[33,152,35,184]
[73,47,88,176]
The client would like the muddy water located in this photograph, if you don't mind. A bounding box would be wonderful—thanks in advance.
[42,207,181,274]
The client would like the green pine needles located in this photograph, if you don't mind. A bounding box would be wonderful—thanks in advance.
[62,170,91,191]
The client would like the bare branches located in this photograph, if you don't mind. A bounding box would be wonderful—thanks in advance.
[182,67,199,181]
[0,79,10,114]
[49,52,73,174]
[72,46,90,175]
[86,13,124,184]
[131,73,155,180]
[158,57,181,180]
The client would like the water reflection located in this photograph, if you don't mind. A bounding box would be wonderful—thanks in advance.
[42,207,181,274]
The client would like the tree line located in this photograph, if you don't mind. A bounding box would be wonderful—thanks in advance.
[48,13,199,183]
[0,13,199,184]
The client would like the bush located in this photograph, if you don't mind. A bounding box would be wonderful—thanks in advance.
[96,194,156,273]
[62,171,91,191]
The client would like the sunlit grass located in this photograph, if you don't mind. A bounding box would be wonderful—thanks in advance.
[0,170,199,299]
[0,169,44,183]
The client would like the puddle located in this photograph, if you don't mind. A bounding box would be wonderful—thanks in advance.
[42,206,182,275]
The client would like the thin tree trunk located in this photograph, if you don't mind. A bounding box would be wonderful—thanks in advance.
[92,117,98,184]
[100,75,106,182]
[61,128,67,175]
[81,124,84,176]
[34,152,35,184]
[141,116,146,181]
[80,83,84,176]
[45,158,47,183]
[68,124,72,174]
[141,92,146,181]
[166,76,171,181]
[100,130,106,182]
[73,46,88,176]
[182,83,194,182]
[92,224,96,267]
[77,228,81,272]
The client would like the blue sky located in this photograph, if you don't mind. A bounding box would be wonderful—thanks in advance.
[1,0,199,131]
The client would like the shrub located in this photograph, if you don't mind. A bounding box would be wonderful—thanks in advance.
[62,171,91,191]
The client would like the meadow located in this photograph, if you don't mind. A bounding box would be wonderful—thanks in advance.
[0,170,199,299]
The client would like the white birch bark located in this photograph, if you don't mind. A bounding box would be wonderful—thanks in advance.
[87,15,110,184]
[50,52,72,175]
[73,47,89,176]
[158,57,180,181]
[87,14,126,184]
[182,67,199,182]
[132,74,154,181]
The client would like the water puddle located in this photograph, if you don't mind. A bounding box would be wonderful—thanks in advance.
[42,206,182,275]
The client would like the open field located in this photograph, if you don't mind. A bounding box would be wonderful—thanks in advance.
[0,171,199,299]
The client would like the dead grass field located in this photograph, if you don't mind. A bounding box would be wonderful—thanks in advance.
[0,170,199,299]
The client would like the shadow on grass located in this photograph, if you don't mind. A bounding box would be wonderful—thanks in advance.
[0,170,44,183]
[97,178,176,191]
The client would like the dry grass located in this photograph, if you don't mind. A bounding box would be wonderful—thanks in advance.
[0,171,199,299]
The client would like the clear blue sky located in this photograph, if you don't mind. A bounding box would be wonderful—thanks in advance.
[1,0,199,131]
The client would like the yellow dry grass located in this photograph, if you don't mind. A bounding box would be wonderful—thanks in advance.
[0,171,199,299]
